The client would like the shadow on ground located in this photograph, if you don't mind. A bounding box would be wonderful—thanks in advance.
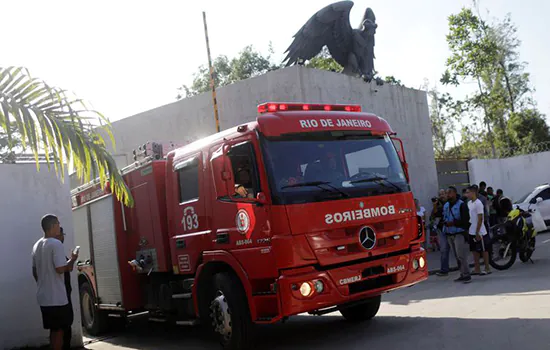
[384,242,550,306]
[88,315,550,350]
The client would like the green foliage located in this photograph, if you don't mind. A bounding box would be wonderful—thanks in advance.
[0,123,20,163]
[440,4,550,158]
[0,67,133,206]
[507,108,550,147]
[177,46,281,98]
[384,76,402,86]
[306,47,343,72]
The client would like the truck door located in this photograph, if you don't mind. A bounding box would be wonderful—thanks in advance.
[171,153,207,275]
[210,140,276,279]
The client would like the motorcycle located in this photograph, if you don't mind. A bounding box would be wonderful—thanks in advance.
[489,198,545,270]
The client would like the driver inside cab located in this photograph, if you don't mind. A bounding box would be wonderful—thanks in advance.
[234,168,254,199]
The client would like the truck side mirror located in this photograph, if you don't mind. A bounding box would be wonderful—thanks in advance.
[211,146,235,198]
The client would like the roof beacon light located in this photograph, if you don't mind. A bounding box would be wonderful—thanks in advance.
[257,102,361,114]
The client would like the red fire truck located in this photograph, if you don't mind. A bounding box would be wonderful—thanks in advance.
[71,102,427,349]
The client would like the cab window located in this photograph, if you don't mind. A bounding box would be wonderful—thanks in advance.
[228,143,261,199]
[176,157,199,203]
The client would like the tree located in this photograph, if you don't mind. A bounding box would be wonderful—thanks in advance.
[507,107,550,148]
[177,46,280,98]
[0,67,133,206]
[427,86,466,158]
[441,5,550,158]
[306,47,343,72]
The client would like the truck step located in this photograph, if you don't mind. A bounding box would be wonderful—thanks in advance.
[172,293,192,299]
[176,319,200,326]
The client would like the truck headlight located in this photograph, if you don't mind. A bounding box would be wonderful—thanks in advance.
[313,280,324,294]
[299,282,313,297]
[419,257,426,269]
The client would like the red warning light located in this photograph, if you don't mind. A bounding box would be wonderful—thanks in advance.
[257,102,362,113]
[346,105,361,112]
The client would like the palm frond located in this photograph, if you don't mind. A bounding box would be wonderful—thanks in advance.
[0,66,133,206]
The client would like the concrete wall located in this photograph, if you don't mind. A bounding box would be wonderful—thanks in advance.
[100,66,437,209]
[0,165,83,349]
[469,151,550,202]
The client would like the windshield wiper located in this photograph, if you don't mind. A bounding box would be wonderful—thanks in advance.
[281,181,349,197]
[350,176,403,192]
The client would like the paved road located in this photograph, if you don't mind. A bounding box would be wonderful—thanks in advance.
[86,236,550,350]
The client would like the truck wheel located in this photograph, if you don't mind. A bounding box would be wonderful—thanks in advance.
[209,272,253,350]
[80,282,107,335]
[339,295,381,322]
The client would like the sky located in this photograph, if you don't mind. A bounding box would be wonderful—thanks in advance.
[2,0,550,124]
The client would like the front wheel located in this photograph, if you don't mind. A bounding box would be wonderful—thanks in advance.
[339,295,381,322]
[79,282,107,335]
[520,237,536,262]
[209,272,253,350]
[489,235,517,270]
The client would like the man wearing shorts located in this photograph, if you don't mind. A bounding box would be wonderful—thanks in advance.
[32,214,78,350]
[465,186,492,275]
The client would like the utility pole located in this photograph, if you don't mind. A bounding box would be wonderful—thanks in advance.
[202,11,220,132]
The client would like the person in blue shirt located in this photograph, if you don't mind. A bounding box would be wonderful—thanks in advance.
[439,186,472,283]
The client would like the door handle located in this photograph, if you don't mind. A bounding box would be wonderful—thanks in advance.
[216,233,230,244]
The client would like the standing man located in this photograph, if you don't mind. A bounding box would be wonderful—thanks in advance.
[494,189,506,224]
[479,181,488,197]
[432,189,450,276]
[487,187,497,226]
[32,215,78,350]
[57,227,74,350]
[442,186,471,283]
[465,186,492,275]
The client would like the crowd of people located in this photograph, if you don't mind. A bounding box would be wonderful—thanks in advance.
[416,181,512,284]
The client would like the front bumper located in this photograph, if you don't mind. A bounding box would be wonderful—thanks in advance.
[277,247,427,317]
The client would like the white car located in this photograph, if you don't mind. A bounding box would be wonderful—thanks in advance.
[515,184,550,228]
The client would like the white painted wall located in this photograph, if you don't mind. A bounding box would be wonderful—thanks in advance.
[468,151,550,202]
[0,164,83,349]
[97,66,438,210]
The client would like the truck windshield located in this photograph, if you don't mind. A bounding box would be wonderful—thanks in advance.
[260,131,410,205]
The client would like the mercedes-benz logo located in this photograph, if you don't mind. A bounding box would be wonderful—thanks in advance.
[359,226,376,250]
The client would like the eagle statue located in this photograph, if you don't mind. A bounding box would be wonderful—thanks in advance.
[283,1,377,82]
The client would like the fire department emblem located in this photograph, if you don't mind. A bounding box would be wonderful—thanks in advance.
[359,226,376,250]
[236,209,250,235]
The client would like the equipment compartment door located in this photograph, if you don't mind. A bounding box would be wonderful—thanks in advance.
[89,195,123,305]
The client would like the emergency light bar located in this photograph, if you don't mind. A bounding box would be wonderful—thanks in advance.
[257,102,361,114]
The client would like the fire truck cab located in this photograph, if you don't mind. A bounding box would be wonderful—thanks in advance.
[71,102,427,349]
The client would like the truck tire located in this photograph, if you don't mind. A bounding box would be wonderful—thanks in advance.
[339,295,381,322]
[80,282,107,335]
[209,272,253,350]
